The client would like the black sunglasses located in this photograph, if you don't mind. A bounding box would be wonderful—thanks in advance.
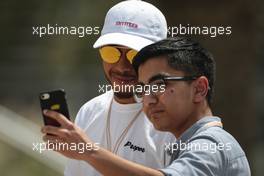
[133,75,199,103]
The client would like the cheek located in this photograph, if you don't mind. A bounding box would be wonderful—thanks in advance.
[103,62,110,72]
[160,87,192,115]
[103,62,112,77]
[143,103,149,117]
[160,89,178,113]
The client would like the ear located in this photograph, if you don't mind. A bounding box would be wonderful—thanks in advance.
[193,76,209,103]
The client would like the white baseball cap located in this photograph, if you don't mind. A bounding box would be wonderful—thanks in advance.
[93,0,167,51]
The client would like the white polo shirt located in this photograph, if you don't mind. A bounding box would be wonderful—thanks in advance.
[64,91,174,176]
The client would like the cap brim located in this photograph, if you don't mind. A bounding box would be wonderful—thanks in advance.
[93,33,154,51]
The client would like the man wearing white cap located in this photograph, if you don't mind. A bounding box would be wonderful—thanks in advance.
[64,0,173,175]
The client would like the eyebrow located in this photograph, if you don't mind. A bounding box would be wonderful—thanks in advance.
[138,73,170,85]
[148,73,170,83]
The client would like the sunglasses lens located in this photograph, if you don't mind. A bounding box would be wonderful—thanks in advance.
[126,49,138,64]
[99,46,121,63]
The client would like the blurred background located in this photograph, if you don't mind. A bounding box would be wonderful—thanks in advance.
[0,0,263,175]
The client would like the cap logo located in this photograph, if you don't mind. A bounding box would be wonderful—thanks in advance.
[115,21,138,29]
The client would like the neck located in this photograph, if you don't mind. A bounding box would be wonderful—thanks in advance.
[172,102,213,138]
[114,96,136,104]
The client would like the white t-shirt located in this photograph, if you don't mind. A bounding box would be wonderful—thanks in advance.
[64,91,174,176]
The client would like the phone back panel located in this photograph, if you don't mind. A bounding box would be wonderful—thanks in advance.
[39,89,70,126]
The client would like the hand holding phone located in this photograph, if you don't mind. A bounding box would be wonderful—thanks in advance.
[39,89,70,127]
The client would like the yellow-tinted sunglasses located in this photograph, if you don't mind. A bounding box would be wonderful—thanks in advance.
[99,46,138,64]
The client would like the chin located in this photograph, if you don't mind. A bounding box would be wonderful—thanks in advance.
[151,119,169,132]
[153,124,169,132]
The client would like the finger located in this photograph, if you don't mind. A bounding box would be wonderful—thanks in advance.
[41,125,70,138]
[43,134,63,143]
[43,135,70,154]
[43,110,72,128]
[43,137,64,152]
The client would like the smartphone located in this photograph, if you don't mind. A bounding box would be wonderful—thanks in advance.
[39,89,70,126]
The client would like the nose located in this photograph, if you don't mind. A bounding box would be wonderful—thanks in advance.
[143,94,158,110]
[114,51,133,72]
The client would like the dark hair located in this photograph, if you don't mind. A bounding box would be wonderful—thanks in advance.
[132,37,216,106]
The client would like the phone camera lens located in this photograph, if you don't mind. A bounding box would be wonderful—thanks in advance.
[41,93,50,100]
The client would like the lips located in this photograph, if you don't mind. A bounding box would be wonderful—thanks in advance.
[149,109,165,119]
[112,73,136,84]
